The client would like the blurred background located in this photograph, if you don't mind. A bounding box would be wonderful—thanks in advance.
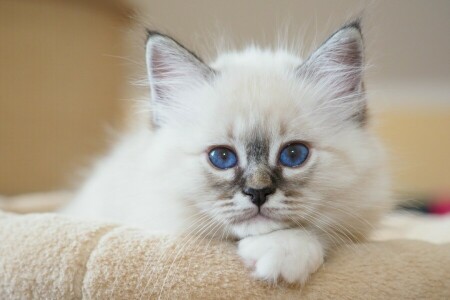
[1,0,449,212]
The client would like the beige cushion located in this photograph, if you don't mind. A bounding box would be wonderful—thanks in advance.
[1,211,449,299]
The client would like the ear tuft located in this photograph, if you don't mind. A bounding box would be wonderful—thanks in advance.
[145,29,164,41]
[340,19,362,33]
[297,20,366,124]
[145,31,214,126]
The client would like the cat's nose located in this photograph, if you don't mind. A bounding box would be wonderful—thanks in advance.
[243,187,275,207]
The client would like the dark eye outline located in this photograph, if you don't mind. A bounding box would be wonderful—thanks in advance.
[206,145,239,170]
[277,141,311,168]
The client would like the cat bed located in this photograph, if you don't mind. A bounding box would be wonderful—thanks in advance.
[1,210,450,299]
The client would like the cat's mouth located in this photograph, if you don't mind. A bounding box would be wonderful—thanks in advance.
[250,213,273,222]
[229,210,275,224]
[226,207,290,237]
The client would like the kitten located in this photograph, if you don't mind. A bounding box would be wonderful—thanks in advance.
[63,20,390,284]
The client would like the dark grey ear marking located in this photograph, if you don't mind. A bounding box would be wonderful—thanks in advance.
[297,19,364,89]
[145,30,209,67]
[296,19,367,125]
[329,19,362,38]
[351,82,368,124]
[145,30,215,127]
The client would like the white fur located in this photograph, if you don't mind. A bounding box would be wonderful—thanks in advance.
[238,229,324,283]
[63,25,391,284]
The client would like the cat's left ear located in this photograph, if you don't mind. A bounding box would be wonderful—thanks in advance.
[145,31,214,126]
[297,21,366,124]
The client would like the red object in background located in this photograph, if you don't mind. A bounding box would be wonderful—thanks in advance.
[428,193,450,215]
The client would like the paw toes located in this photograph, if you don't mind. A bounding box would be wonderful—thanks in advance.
[253,251,283,282]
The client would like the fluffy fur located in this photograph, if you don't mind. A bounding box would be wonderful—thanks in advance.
[63,21,391,284]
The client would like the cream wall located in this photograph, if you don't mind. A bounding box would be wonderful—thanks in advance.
[377,109,450,194]
[0,0,129,194]
[130,0,450,85]
[1,0,449,195]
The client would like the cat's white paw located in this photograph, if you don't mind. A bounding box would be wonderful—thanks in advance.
[237,229,324,284]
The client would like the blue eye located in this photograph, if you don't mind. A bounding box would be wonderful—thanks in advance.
[208,147,238,170]
[279,143,309,168]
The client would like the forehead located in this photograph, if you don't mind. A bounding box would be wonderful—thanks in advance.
[188,53,319,149]
[209,72,309,142]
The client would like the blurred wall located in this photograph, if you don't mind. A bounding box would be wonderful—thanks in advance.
[1,0,449,195]
[131,0,450,86]
[0,0,129,194]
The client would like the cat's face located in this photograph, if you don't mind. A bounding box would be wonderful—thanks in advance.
[146,24,388,238]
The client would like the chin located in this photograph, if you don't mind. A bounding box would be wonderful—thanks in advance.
[229,216,288,238]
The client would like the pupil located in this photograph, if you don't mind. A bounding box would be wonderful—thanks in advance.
[221,150,228,160]
[288,147,298,159]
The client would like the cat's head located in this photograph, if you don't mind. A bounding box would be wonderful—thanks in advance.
[145,21,388,238]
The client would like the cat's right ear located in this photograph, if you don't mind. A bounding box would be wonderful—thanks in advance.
[145,31,214,127]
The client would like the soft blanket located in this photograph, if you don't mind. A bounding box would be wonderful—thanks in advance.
[1,210,449,299]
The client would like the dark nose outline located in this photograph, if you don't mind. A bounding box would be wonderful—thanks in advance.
[243,187,275,208]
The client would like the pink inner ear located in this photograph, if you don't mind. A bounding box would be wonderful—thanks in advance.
[147,36,214,106]
[300,36,363,98]
[296,26,367,124]
[150,46,174,100]
[326,37,362,67]
[326,38,363,95]
[151,47,171,80]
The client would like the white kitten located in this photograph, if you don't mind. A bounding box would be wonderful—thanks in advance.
[63,21,390,284]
